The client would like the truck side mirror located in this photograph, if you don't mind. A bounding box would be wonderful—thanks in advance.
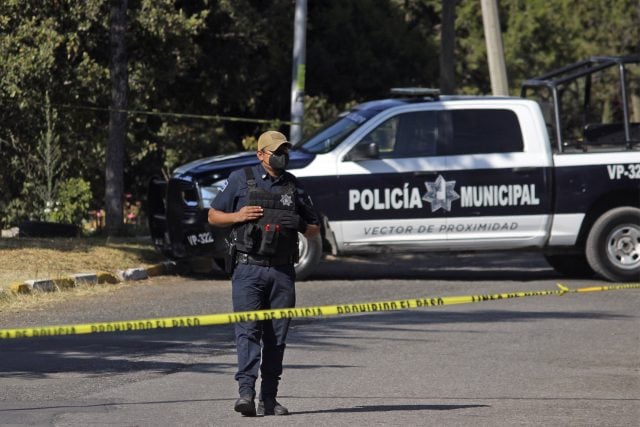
[345,141,380,161]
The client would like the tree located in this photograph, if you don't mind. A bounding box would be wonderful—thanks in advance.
[1,0,636,231]
[0,0,208,229]
[456,0,639,94]
[36,92,63,217]
[306,0,438,103]
[0,0,111,227]
[105,0,128,236]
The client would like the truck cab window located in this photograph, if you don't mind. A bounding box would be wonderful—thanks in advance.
[352,111,438,159]
[444,109,524,155]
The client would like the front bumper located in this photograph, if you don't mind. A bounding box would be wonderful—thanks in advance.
[148,177,228,259]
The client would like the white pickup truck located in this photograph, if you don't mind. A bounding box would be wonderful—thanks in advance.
[148,55,640,281]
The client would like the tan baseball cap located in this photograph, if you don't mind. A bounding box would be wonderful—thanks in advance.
[257,131,291,152]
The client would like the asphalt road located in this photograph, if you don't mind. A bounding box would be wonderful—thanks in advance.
[0,252,638,426]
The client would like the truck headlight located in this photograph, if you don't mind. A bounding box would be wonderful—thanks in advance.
[198,179,227,208]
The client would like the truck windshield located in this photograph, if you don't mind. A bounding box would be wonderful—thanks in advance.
[296,110,376,154]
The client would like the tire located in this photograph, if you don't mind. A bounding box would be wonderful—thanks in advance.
[544,253,595,278]
[175,259,192,276]
[176,256,216,276]
[213,257,227,272]
[294,233,323,280]
[585,207,640,282]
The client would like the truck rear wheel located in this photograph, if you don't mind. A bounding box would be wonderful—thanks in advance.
[544,254,594,278]
[295,233,323,280]
[586,207,640,282]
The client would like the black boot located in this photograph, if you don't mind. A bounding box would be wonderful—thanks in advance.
[256,397,289,416]
[234,395,256,417]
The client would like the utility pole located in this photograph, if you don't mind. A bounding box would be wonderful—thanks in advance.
[480,0,509,95]
[290,0,307,144]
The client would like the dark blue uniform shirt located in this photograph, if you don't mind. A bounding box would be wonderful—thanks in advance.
[211,163,319,226]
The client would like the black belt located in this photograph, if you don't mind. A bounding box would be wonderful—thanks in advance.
[236,252,293,267]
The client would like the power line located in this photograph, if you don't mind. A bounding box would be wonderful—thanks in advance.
[54,103,297,126]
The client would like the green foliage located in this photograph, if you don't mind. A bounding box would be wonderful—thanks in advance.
[240,95,350,150]
[1,198,27,228]
[35,91,63,215]
[47,178,92,225]
[0,0,637,232]
[241,136,258,151]
[455,0,639,95]
[0,90,66,226]
[302,95,353,139]
[0,0,108,226]
[307,0,438,103]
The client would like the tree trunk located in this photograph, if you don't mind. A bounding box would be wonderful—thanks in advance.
[105,0,128,236]
[439,0,456,94]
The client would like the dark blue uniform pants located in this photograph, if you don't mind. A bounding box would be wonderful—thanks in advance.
[231,263,295,399]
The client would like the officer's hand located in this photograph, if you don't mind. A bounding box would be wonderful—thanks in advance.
[236,205,263,223]
[280,212,307,232]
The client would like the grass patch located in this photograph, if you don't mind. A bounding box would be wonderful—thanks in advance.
[0,281,131,314]
[0,236,166,290]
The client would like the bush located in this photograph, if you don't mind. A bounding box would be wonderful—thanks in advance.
[1,198,28,228]
[47,178,92,226]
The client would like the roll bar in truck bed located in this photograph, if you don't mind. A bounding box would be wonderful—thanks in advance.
[521,55,640,152]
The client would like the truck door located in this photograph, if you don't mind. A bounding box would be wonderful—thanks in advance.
[437,105,552,249]
[334,109,450,249]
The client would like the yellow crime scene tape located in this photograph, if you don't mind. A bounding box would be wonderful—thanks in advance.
[1,283,638,340]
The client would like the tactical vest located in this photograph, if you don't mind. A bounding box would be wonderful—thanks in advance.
[232,167,299,260]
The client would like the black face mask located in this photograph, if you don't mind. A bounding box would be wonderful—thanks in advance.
[268,152,289,171]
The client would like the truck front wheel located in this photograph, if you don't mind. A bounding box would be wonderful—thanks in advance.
[586,207,640,282]
[295,233,323,280]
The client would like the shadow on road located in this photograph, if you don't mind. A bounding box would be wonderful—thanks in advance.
[305,251,563,282]
[198,251,569,282]
[0,399,489,415]
[0,308,627,378]
[288,309,629,350]
[0,326,236,379]
[293,403,490,414]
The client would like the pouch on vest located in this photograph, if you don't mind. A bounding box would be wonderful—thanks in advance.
[258,223,280,255]
[243,223,261,252]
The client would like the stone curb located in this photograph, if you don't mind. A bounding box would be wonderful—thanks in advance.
[6,261,176,295]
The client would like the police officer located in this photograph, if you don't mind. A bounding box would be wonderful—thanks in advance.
[208,130,320,417]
